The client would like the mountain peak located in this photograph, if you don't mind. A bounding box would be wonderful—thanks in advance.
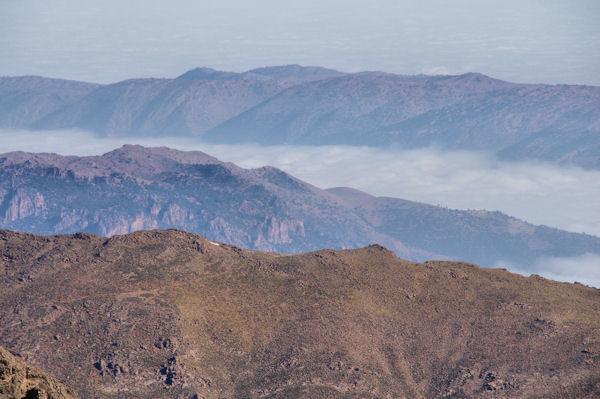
[247,64,346,83]
[177,65,347,84]
[105,144,217,160]
[99,145,222,173]
[447,72,514,87]
[176,67,249,80]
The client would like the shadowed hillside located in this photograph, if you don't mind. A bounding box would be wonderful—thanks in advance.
[0,229,599,398]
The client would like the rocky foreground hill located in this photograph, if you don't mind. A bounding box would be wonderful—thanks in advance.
[1,65,599,168]
[0,346,75,399]
[2,145,600,272]
[0,229,599,398]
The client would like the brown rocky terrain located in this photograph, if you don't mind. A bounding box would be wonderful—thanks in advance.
[1,229,599,398]
[0,345,75,399]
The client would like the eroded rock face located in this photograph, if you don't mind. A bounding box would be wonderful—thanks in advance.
[0,346,76,399]
[255,216,305,246]
[2,189,46,222]
[1,229,599,398]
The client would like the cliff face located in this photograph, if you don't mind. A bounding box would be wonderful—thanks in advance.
[0,229,599,398]
[0,346,76,399]
[1,145,600,271]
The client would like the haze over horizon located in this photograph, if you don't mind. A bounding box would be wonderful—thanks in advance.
[2,2,600,397]
[1,0,599,85]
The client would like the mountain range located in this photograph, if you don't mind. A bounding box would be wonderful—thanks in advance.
[1,229,598,398]
[1,145,599,274]
[1,65,599,168]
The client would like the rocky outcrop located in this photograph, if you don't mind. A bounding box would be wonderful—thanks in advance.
[0,346,76,399]
[2,189,46,222]
[255,216,305,246]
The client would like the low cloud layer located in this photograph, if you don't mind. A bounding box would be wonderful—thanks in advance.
[207,144,600,239]
[2,129,599,239]
[502,253,600,288]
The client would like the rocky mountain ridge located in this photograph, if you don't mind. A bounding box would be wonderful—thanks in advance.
[1,145,599,273]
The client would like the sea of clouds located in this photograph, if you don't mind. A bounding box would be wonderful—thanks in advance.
[2,129,599,286]
[500,253,600,288]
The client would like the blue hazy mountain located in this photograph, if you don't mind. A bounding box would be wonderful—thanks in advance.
[1,66,598,168]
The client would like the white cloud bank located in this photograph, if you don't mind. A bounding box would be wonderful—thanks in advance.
[1,129,599,238]
[501,253,600,288]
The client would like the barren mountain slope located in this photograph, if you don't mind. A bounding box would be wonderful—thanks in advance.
[1,229,599,398]
[0,76,100,128]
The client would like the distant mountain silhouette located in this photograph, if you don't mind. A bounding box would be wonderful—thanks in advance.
[1,66,599,167]
[0,76,99,128]
[32,77,287,136]
[207,72,600,168]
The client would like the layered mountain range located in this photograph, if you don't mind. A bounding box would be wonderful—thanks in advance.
[1,229,599,398]
[1,145,599,273]
[1,65,599,168]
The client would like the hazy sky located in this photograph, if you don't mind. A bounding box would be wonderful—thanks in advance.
[1,0,599,85]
